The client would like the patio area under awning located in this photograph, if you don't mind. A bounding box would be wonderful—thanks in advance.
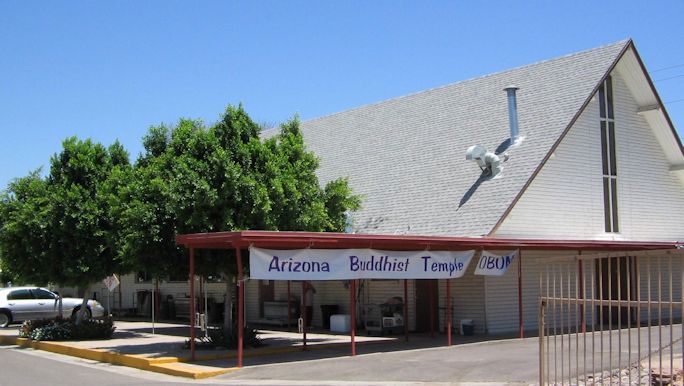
[176,230,681,368]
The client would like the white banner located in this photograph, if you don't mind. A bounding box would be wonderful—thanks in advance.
[474,250,518,276]
[249,247,475,280]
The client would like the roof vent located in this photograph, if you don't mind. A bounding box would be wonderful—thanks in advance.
[466,145,505,178]
[504,85,521,145]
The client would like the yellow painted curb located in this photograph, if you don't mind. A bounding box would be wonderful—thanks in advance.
[0,335,17,345]
[186,340,353,362]
[0,333,373,378]
[151,362,239,379]
[0,335,233,379]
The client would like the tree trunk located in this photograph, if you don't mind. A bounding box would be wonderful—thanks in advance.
[58,296,64,319]
[224,274,234,333]
[118,273,123,317]
[75,285,90,325]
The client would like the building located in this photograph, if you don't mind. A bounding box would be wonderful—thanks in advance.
[116,39,684,336]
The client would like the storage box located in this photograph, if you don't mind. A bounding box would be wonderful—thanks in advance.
[382,317,396,328]
[460,319,474,335]
[330,314,351,333]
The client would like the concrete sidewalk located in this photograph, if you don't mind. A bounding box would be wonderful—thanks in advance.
[0,320,407,379]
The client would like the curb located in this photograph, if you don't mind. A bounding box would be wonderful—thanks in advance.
[0,334,372,379]
[189,341,348,362]
[0,335,237,379]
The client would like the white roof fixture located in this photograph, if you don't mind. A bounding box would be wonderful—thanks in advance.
[465,145,487,169]
[466,145,505,178]
[502,85,526,148]
[463,85,522,178]
[504,85,523,146]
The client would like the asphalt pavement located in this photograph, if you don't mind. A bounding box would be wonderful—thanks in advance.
[0,343,523,386]
[1,320,682,385]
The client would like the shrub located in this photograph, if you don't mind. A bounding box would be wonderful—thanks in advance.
[185,324,262,350]
[19,318,59,338]
[19,318,70,340]
[19,317,115,341]
[71,318,115,340]
[207,324,262,349]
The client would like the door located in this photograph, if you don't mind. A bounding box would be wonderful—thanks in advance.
[415,279,438,332]
[259,280,275,318]
[6,288,37,321]
[31,288,59,319]
[596,256,636,326]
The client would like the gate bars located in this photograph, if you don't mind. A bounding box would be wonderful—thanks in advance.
[538,249,684,385]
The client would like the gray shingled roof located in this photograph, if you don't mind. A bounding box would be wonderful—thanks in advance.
[298,40,630,236]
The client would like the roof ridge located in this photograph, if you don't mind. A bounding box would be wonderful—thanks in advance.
[304,39,632,125]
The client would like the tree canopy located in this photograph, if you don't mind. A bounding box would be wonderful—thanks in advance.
[0,138,131,288]
[117,105,361,279]
[0,105,361,286]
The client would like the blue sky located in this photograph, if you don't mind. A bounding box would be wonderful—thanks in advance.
[2,1,684,189]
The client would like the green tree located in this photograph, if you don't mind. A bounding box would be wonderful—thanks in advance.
[46,138,131,290]
[263,116,361,232]
[0,105,360,330]
[0,171,52,286]
[0,138,132,321]
[118,105,360,329]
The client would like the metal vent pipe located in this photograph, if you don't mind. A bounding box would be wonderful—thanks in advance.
[504,86,520,144]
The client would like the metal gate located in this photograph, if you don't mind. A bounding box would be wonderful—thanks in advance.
[538,249,684,385]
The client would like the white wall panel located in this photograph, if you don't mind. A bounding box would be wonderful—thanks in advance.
[449,260,487,334]
[484,250,595,334]
[496,72,684,241]
[637,255,682,323]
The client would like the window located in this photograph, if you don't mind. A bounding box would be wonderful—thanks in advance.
[168,272,188,283]
[137,271,152,283]
[8,289,33,300]
[32,288,57,300]
[598,76,619,232]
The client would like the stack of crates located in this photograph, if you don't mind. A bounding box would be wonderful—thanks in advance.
[363,297,404,335]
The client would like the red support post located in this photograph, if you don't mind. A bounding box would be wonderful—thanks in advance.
[189,248,196,361]
[403,279,409,342]
[518,249,524,339]
[199,276,204,318]
[351,279,356,356]
[235,248,244,368]
[447,279,452,346]
[578,251,585,333]
[287,281,292,330]
[430,280,435,338]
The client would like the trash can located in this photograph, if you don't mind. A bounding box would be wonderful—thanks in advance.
[136,290,151,316]
[460,319,474,336]
[320,305,339,329]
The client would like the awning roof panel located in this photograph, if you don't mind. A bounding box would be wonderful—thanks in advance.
[176,230,681,251]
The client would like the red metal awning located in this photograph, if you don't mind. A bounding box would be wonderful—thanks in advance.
[176,230,681,251]
[175,230,681,368]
